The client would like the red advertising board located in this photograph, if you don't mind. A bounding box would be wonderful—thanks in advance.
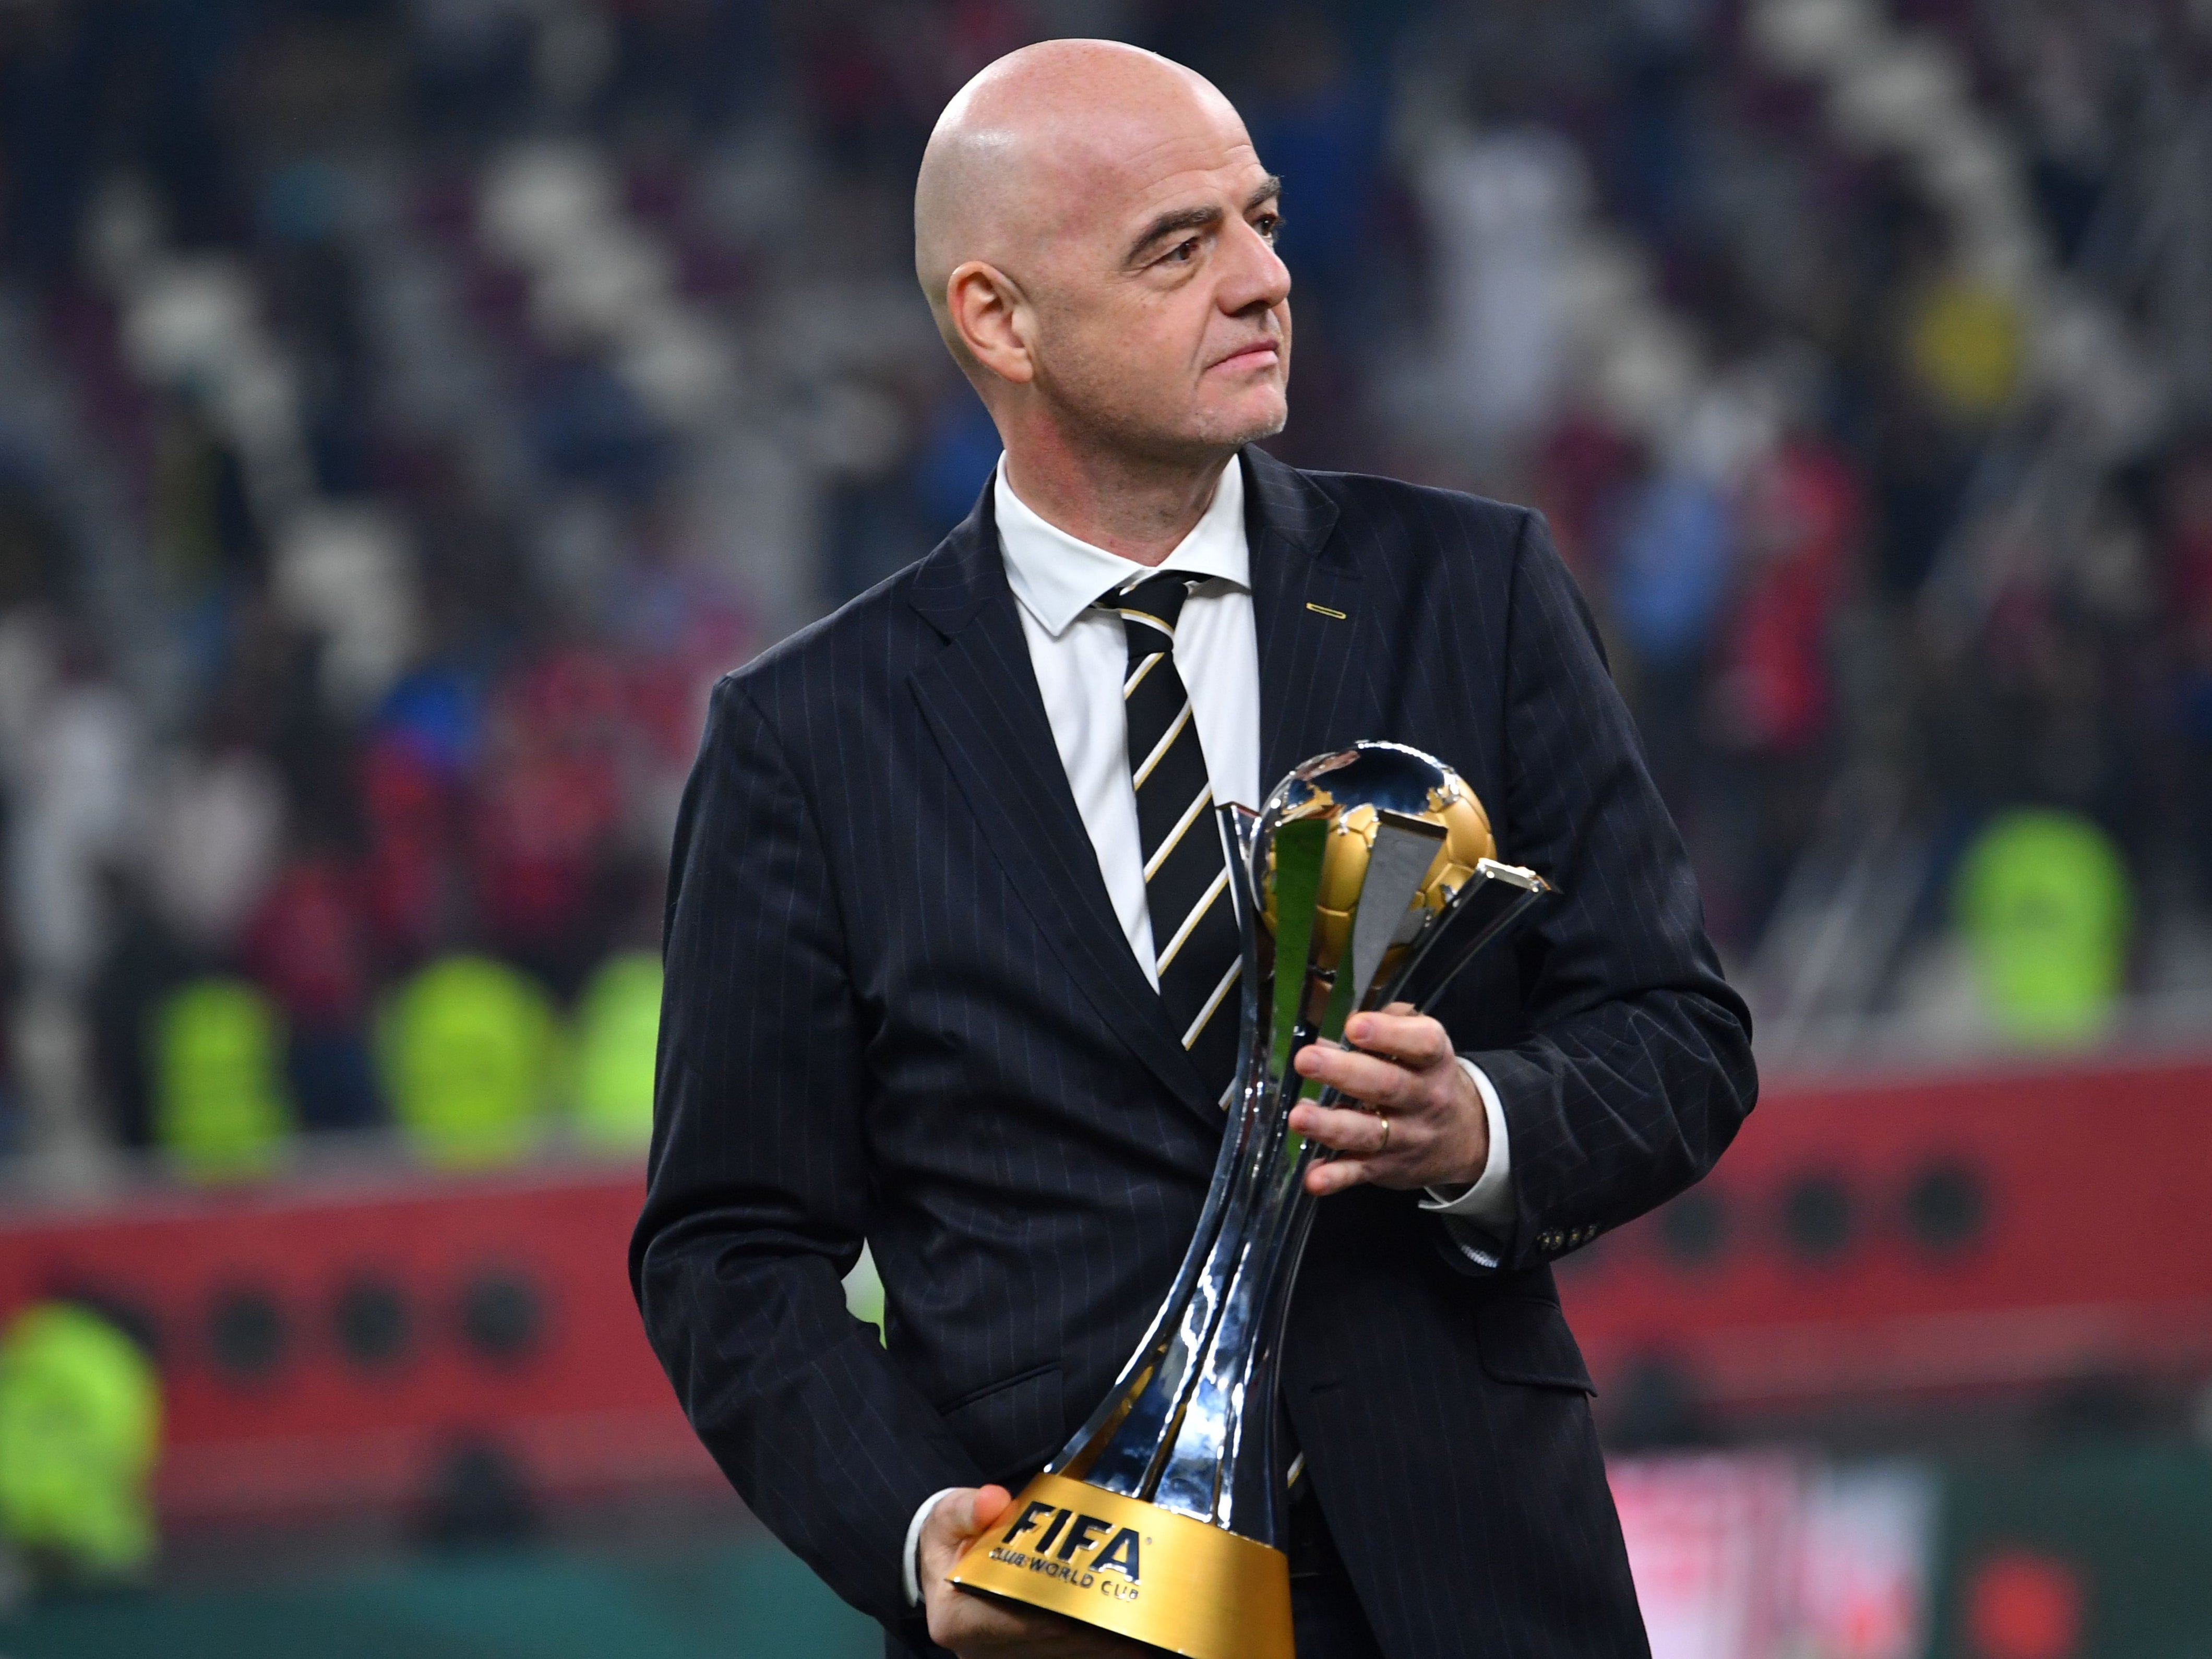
[0,1162,711,1522]
[1555,1056,2212,1405]
[1,1055,2206,1525]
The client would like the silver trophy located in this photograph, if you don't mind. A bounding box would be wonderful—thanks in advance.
[951,742,1552,1657]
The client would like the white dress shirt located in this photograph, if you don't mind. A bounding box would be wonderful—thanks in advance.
[900,455,1515,1606]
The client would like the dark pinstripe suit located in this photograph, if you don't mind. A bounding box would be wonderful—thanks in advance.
[631,447,1756,1656]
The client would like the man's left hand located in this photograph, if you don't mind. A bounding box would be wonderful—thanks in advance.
[1289,1003,1487,1197]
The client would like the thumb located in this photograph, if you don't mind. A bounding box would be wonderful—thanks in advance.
[969,1483,1013,1534]
[934,1483,1013,1544]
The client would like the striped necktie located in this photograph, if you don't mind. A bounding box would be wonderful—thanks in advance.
[1105,572,1242,1104]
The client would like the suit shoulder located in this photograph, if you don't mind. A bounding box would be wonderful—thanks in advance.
[1300,466,1539,547]
[719,558,933,708]
[1302,471,1594,639]
[1267,463,1540,584]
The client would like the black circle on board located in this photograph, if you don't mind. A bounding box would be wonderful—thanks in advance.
[1781,1173,1854,1263]
[336,1278,413,1371]
[1905,1161,1988,1253]
[460,1272,543,1365]
[209,1287,289,1383]
[1658,1188,1730,1268]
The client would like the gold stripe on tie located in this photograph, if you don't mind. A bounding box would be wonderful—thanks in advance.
[1144,787,1215,881]
[1124,652,1165,699]
[1182,956,1242,1051]
[1155,865,1230,976]
[1131,700,1194,790]
[1117,608,1177,640]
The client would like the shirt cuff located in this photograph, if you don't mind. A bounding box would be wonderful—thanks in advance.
[1419,1058,1514,1230]
[903,1487,964,1607]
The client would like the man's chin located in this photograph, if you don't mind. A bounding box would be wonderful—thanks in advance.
[1082,384,1287,461]
[1195,388,1289,451]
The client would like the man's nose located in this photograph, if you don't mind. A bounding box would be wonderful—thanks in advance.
[1218,219,1292,316]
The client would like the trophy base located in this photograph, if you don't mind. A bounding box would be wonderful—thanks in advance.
[946,1471,1292,1659]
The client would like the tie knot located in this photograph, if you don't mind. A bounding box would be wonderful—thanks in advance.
[1103,572,1198,647]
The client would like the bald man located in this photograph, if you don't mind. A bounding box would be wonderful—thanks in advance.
[636,40,1754,1659]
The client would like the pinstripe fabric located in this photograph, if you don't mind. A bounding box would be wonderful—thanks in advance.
[632,448,1756,1658]
[1106,572,1242,1100]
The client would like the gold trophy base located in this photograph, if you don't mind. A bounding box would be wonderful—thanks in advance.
[947,1471,1293,1659]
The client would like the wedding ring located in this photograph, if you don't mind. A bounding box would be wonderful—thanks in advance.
[1377,1114,1391,1154]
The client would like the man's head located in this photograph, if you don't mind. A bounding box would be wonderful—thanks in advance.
[915,40,1290,470]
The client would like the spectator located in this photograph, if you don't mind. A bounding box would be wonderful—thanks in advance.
[1609,457,1739,809]
[241,852,382,1132]
[0,0,2206,1172]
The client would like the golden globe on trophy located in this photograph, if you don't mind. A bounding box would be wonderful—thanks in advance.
[949,741,1554,1658]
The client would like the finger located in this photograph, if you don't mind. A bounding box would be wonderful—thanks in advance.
[1027,1618,1152,1657]
[932,1585,1034,1640]
[1293,1043,1419,1108]
[932,1591,1064,1650]
[1289,1101,1396,1157]
[937,1592,1127,1650]
[929,1556,1083,1643]
[1306,1153,1371,1196]
[1343,1010,1454,1068]
[1052,1627,1152,1658]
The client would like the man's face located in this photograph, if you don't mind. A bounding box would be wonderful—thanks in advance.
[1023,101,1292,460]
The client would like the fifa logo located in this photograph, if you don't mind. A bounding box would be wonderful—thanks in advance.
[995,1500,1143,1585]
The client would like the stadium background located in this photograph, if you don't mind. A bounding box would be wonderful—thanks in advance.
[0,0,2208,1654]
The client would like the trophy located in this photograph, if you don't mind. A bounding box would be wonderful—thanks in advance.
[950,742,1553,1657]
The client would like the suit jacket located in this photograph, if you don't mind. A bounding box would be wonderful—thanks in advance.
[631,448,1757,1657]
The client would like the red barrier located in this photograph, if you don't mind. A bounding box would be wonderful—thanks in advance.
[0,1162,712,1523]
[2,1056,2206,1524]
[1555,1056,2212,1406]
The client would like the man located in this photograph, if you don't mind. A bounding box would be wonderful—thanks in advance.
[633,39,1755,1659]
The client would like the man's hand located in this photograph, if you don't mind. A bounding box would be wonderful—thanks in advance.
[1289,1004,1488,1197]
[919,1486,1149,1657]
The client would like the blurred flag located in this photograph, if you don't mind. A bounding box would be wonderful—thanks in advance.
[0,1303,161,1586]
[571,951,661,1154]
[1954,809,2133,1046]
[379,955,563,1169]
[1611,1453,1936,1659]
[152,977,293,1181]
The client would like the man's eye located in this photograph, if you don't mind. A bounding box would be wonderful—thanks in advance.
[1168,238,1200,264]
[1257,214,1280,240]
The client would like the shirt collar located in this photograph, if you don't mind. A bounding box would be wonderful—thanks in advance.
[994,452,1249,638]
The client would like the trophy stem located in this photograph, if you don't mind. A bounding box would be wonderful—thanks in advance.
[1149,811,1446,1535]
[1046,816,1331,1527]
[1048,808,1272,1494]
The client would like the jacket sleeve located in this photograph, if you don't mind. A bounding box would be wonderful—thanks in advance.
[1456,508,1759,1273]
[630,676,984,1629]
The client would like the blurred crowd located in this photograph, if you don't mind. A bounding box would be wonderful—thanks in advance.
[0,0,2208,1173]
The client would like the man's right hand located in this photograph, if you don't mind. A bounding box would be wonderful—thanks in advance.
[919,1486,1149,1657]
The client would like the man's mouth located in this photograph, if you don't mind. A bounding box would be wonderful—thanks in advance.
[1209,341,1281,374]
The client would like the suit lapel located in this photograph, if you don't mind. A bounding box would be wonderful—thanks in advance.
[1244,448,1373,789]
[906,490,1218,1124]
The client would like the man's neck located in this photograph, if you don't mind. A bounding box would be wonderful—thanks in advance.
[1001,431,1233,567]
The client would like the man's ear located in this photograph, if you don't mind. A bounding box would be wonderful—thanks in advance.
[945,260,1035,386]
